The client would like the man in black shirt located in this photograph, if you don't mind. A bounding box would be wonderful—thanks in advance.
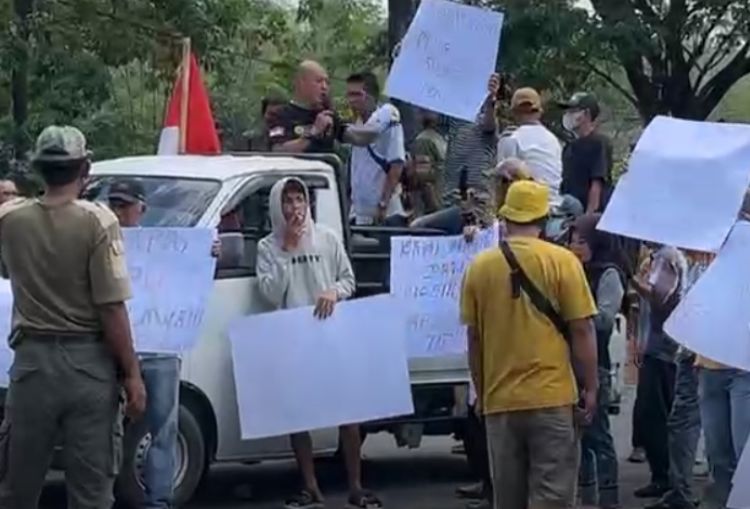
[559,93,613,213]
[268,60,379,154]
[248,95,287,152]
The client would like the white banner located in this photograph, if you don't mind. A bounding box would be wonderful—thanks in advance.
[598,116,750,252]
[0,227,217,384]
[729,436,750,508]
[385,0,504,122]
[390,227,498,358]
[124,227,216,354]
[228,295,414,440]
[665,222,750,371]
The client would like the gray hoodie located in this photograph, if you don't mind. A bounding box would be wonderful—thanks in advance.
[257,177,356,310]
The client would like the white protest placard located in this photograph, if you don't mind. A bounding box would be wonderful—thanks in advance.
[729,437,750,508]
[385,0,504,122]
[598,116,750,252]
[665,222,750,371]
[0,281,12,386]
[0,227,216,385]
[228,295,414,440]
[124,227,216,354]
[390,227,498,358]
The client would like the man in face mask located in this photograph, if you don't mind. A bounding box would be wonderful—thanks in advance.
[558,93,613,214]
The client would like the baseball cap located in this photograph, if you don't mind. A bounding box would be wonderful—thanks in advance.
[558,92,601,120]
[511,87,542,112]
[32,125,92,163]
[108,179,146,204]
[499,181,550,223]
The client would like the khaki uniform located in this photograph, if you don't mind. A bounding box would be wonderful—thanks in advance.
[0,197,131,509]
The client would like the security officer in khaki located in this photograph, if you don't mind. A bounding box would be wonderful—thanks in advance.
[0,125,146,509]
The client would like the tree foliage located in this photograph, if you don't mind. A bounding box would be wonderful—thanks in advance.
[588,0,750,121]
[0,0,386,171]
[3,0,750,178]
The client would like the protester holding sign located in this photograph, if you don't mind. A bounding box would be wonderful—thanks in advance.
[108,179,220,509]
[697,331,750,507]
[0,126,145,509]
[410,74,500,234]
[460,180,598,509]
[648,251,710,509]
[631,246,688,500]
[256,177,381,509]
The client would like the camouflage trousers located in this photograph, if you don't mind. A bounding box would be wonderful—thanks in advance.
[0,332,123,509]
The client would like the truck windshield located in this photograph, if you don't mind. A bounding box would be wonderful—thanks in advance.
[83,176,221,227]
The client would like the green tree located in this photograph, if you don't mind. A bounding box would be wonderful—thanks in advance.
[589,0,750,122]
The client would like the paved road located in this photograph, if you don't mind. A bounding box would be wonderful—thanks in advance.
[37,385,687,509]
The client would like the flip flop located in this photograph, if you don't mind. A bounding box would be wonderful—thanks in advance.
[284,489,325,509]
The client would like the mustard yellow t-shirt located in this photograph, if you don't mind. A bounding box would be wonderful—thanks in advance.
[461,237,596,414]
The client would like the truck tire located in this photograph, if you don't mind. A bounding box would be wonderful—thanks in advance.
[115,404,206,507]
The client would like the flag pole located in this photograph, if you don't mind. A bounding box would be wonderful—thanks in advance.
[179,37,191,154]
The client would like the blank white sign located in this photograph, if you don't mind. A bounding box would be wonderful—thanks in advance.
[729,437,750,508]
[598,116,750,252]
[665,222,750,371]
[229,295,414,440]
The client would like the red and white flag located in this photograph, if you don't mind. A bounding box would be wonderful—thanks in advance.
[157,48,221,155]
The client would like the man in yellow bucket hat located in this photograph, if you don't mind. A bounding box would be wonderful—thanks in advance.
[461,180,599,509]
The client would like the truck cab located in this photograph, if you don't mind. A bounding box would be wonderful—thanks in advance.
[82,154,470,505]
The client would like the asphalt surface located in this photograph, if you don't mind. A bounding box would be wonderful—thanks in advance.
[37,384,700,509]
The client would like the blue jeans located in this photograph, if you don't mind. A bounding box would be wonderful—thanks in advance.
[409,206,463,234]
[664,353,701,505]
[580,367,619,508]
[141,355,181,509]
[699,368,750,507]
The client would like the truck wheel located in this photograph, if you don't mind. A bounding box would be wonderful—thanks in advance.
[115,405,206,507]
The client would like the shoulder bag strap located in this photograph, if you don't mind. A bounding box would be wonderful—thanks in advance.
[499,241,570,343]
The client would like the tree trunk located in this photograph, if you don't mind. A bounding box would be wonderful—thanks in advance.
[11,0,33,160]
[388,0,419,145]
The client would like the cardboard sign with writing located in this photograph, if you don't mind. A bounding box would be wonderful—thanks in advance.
[385,0,504,122]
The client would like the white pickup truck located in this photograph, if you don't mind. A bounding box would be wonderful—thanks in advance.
[0,153,627,505]
[80,153,471,505]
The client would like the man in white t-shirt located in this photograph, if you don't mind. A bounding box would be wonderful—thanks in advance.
[345,72,406,225]
[497,87,563,206]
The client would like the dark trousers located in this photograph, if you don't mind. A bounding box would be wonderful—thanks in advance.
[632,388,647,449]
[664,353,701,505]
[638,355,677,486]
[580,367,619,508]
[465,404,491,493]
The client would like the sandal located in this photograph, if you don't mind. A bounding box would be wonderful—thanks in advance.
[346,490,383,509]
[284,490,325,509]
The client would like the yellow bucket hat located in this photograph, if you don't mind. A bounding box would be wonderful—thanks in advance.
[499,180,550,223]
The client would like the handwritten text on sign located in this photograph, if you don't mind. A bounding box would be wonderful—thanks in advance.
[0,228,217,386]
[385,0,504,122]
[123,227,216,354]
[390,227,498,358]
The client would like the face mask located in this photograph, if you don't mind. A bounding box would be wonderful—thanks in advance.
[562,111,584,133]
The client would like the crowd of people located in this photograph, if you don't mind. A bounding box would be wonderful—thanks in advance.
[252,59,748,509]
[0,56,746,509]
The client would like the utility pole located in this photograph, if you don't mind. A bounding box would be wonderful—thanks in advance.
[388,0,419,145]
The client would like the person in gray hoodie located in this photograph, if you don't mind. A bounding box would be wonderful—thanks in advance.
[256,177,382,509]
